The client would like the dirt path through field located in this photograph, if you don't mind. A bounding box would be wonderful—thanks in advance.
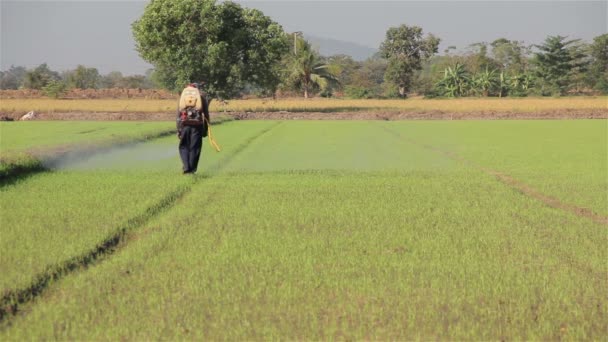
[382,126,608,225]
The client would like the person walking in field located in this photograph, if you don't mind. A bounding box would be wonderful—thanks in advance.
[177,82,209,174]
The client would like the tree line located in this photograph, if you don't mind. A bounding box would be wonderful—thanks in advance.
[0,64,158,97]
[2,0,606,99]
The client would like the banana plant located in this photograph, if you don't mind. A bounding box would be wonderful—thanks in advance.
[471,67,498,97]
[498,71,510,98]
[436,63,470,97]
[521,73,534,91]
[506,72,535,96]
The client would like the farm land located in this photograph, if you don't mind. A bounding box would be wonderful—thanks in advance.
[0,115,606,339]
[1,96,607,118]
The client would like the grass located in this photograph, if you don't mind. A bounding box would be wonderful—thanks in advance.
[0,96,606,114]
[0,118,232,177]
[388,120,608,216]
[0,122,173,153]
[0,121,277,295]
[0,121,174,177]
[0,120,606,339]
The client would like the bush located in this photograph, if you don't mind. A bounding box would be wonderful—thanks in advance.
[42,80,67,98]
[344,86,371,99]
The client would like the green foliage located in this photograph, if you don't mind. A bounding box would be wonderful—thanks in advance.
[100,71,125,88]
[587,33,608,93]
[533,35,590,96]
[464,42,500,74]
[132,0,288,98]
[282,39,340,98]
[470,67,498,97]
[380,25,440,97]
[65,65,100,89]
[507,72,535,97]
[435,63,470,97]
[344,85,371,99]
[0,65,27,90]
[348,57,388,98]
[23,63,60,90]
[490,38,530,74]
[42,80,67,98]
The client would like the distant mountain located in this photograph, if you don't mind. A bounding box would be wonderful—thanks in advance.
[305,35,378,61]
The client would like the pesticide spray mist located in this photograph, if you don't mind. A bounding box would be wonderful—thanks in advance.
[46,137,180,171]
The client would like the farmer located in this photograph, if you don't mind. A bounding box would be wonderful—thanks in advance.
[176,82,209,174]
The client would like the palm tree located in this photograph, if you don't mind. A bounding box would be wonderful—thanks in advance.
[286,39,339,98]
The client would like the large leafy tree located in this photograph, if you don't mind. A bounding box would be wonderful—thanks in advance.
[380,25,440,98]
[132,0,288,99]
[533,35,589,95]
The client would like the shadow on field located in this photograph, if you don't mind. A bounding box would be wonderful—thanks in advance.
[0,164,50,188]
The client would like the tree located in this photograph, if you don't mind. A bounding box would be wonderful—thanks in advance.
[120,75,148,89]
[66,65,100,89]
[533,35,589,95]
[587,33,608,93]
[0,66,27,89]
[490,38,529,74]
[283,39,339,98]
[23,63,60,89]
[464,42,498,74]
[132,0,288,99]
[350,57,388,97]
[325,54,359,89]
[42,80,67,98]
[379,24,440,98]
[101,71,124,88]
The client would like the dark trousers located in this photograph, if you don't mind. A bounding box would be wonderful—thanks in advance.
[179,125,204,173]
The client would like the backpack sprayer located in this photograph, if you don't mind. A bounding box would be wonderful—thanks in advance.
[179,83,221,152]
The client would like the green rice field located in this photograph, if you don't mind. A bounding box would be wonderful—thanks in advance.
[0,119,606,339]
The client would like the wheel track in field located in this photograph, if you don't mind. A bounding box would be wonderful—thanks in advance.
[381,125,608,226]
[0,121,283,324]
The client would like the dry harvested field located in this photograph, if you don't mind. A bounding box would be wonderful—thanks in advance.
[0,97,606,120]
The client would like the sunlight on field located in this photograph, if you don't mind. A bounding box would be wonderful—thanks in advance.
[1,120,606,339]
[0,96,606,113]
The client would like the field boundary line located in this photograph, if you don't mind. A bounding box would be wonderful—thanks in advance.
[382,125,608,225]
[0,120,283,325]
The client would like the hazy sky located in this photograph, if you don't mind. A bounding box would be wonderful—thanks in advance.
[1,1,606,74]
